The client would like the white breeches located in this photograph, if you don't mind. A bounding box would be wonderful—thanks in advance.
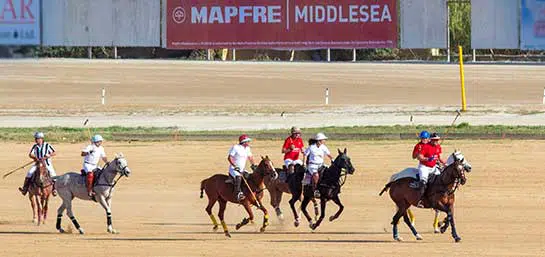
[83,163,98,173]
[303,163,322,185]
[26,164,56,178]
[284,159,303,167]
[417,164,435,183]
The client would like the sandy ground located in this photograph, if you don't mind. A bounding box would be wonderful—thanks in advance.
[0,140,544,256]
[1,59,545,129]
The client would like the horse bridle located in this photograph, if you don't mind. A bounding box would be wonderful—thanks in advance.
[94,158,129,189]
[332,155,353,187]
[445,154,467,195]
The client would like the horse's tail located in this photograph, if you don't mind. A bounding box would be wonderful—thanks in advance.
[379,182,392,196]
[200,178,207,199]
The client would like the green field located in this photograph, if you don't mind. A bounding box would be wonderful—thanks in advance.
[2,123,545,142]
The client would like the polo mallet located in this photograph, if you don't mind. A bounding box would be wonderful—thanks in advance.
[442,109,462,143]
[83,118,92,141]
[3,160,34,179]
[241,175,262,209]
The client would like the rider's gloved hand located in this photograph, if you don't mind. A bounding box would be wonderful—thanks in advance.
[250,164,257,171]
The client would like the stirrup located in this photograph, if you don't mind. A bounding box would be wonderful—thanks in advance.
[313,190,321,198]
[236,192,245,201]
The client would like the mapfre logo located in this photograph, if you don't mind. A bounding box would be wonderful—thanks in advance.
[172,6,186,24]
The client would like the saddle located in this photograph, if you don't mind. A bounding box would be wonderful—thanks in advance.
[80,168,102,187]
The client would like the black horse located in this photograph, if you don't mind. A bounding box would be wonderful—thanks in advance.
[288,148,355,230]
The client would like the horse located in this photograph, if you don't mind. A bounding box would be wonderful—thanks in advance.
[27,160,54,225]
[54,153,131,234]
[379,150,472,242]
[289,148,355,230]
[200,156,277,238]
[264,165,320,223]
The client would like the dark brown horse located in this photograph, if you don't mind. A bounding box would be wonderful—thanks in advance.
[264,165,320,223]
[28,161,54,225]
[379,150,472,242]
[200,156,277,237]
[289,149,355,230]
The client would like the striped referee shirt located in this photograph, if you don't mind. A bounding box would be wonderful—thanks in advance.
[29,142,55,166]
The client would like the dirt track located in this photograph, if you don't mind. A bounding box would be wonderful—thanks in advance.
[1,59,545,128]
[1,140,544,256]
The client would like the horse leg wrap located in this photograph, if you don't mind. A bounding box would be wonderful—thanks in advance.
[69,216,81,229]
[221,220,228,232]
[106,212,112,226]
[209,215,219,226]
[264,214,270,226]
[56,214,62,230]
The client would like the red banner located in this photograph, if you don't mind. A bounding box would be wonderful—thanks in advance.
[166,0,398,49]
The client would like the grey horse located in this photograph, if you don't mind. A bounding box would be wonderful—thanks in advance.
[54,153,131,234]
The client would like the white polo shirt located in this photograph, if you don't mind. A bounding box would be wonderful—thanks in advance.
[228,144,252,170]
[304,144,330,166]
[82,144,106,165]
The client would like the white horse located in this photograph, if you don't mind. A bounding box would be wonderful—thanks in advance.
[54,153,131,234]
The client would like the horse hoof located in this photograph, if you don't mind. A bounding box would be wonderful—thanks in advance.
[394,236,404,242]
[294,220,300,227]
[329,216,335,222]
[78,228,85,235]
[278,214,285,221]
[434,228,440,234]
[212,225,219,231]
[235,224,242,230]
[416,234,423,240]
[440,227,447,234]
[32,219,37,224]
[260,227,266,233]
[454,237,462,243]
[108,229,118,234]
[224,232,231,238]
[58,228,65,234]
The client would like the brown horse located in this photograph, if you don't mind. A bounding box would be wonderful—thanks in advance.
[264,165,320,223]
[379,150,472,242]
[200,156,277,237]
[28,161,54,225]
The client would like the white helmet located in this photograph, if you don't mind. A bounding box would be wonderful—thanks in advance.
[34,132,44,139]
[314,132,328,141]
[92,134,104,143]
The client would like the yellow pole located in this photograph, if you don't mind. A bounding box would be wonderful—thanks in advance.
[458,45,467,112]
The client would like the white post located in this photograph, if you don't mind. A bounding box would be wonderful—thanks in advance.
[88,47,92,59]
[325,88,329,105]
[114,46,118,59]
[101,88,106,105]
[352,48,356,62]
[543,87,545,105]
[327,48,331,62]
[472,49,476,62]
[232,49,236,61]
[207,49,211,61]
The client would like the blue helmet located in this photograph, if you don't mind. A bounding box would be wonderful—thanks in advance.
[92,134,104,143]
[419,130,430,139]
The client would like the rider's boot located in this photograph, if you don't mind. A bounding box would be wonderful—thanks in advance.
[234,176,245,201]
[86,172,95,197]
[18,177,31,196]
[416,180,427,208]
